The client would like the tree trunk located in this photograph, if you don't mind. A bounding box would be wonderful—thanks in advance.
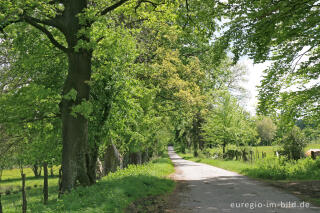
[21,173,27,213]
[87,143,99,183]
[192,112,204,157]
[43,162,48,204]
[32,164,41,177]
[60,51,94,193]
[193,141,198,157]
[50,165,54,177]
[103,143,122,175]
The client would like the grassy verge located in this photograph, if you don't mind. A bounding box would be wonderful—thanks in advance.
[178,152,320,181]
[1,155,175,213]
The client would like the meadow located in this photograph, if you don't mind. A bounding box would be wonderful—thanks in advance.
[0,156,175,212]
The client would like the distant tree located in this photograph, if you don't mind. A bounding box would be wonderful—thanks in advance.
[202,91,256,154]
[256,117,277,146]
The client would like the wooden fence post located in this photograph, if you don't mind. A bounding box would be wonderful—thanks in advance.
[58,167,62,198]
[311,151,316,160]
[21,173,27,213]
[0,169,2,213]
[43,162,48,204]
[0,193,2,213]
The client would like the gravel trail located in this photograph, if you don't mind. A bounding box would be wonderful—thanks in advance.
[168,146,319,213]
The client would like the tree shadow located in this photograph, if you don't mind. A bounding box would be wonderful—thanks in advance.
[171,175,318,212]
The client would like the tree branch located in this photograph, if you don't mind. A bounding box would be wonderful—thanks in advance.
[101,0,130,16]
[22,15,68,53]
[22,15,63,31]
[0,17,21,36]
[135,0,162,12]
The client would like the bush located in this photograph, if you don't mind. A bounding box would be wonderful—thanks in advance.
[245,157,320,180]
[202,147,223,158]
[281,126,307,160]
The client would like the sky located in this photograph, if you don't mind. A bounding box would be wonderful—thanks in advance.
[238,57,271,115]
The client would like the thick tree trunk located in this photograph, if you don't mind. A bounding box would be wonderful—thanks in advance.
[60,51,94,193]
[87,143,99,183]
[43,162,48,204]
[129,152,142,165]
[103,143,122,175]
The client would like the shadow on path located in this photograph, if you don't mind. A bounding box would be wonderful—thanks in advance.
[167,146,320,213]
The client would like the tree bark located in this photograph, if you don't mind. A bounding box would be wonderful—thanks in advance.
[60,51,94,193]
[103,143,122,175]
[43,162,48,204]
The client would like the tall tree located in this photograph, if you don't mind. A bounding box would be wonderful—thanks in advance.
[0,0,177,192]
[256,116,277,146]
[202,91,256,154]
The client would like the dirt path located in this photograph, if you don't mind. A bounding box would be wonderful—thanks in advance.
[167,146,320,213]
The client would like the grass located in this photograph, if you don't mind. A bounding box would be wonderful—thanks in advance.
[1,155,175,213]
[1,166,60,194]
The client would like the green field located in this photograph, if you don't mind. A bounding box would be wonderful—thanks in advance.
[199,143,320,159]
[1,156,175,212]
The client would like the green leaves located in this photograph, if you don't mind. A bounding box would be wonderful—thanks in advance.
[63,88,77,101]
[202,91,257,148]
[71,100,93,119]
[222,0,320,124]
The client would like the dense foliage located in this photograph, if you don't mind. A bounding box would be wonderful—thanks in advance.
[1,0,320,211]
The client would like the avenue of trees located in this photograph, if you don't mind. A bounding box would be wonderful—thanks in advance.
[1,0,320,201]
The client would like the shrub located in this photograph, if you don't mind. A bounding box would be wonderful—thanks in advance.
[281,126,307,160]
[245,157,320,180]
[202,147,223,158]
